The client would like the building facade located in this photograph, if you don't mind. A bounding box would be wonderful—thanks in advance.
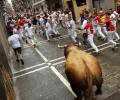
[32,0,63,12]
[32,0,47,12]
[0,1,16,100]
[12,0,33,12]
[63,0,116,21]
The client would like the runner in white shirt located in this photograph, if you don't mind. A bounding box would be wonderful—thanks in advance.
[8,32,24,65]
[65,13,69,28]
[45,19,52,41]
[81,18,88,45]
[25,23,37,48]
[39,16,45,35]
[110,9,120,41]
[52,17,60,35]
[61,12,66,27]
[68,16,77,43]
[58,11,63,27]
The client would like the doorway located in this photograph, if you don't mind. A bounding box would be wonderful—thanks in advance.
[67,1,76,21]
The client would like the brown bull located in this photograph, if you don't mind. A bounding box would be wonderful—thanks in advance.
[64,44,103,100]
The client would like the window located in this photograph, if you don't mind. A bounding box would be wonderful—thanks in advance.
[75,0,86,7]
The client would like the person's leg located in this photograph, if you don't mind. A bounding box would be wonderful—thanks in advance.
[97,26,106,39]
[55,24,60,35]
[17,47,24,65]
[14,49,19,63]
[108,31,117,50]
[83,33,88,45]
[109,40,117,50]
[102,27,108,36]
[70,29,77,43]
[34,25,37,33]
[113,23,120,41]
[31,35,36,48]
[46,30,50,41]
[114,32,120,41]
[88,34,99,53]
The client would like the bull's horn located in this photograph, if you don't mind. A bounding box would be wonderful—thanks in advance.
[58,44,67,48]
[78,42,82,46]
[75,42,81,47]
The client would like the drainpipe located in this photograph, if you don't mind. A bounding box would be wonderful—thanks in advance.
[115,0,117,10]
[99,0,100,10]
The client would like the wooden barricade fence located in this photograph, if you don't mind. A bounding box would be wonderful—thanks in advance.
[0,64,16,100]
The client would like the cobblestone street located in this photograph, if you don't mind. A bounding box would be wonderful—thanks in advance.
[11,27,120,100]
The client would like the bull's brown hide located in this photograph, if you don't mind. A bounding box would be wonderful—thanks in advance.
[64,45,103,100]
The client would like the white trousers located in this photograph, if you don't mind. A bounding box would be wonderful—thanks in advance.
[108,31,117,48]
[87,34,99,52]
[114,32,120,41]
[101,26,108,35]
[45,29,52,40]
[28,35,37,45]
[96,25,105,38]
[113,22,120,41]
[52,23,60,35]
[68,28,77,43]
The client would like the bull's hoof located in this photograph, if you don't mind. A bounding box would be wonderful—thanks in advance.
[95,90,102,95]
[74,97,82,100]
[92,52,100,56]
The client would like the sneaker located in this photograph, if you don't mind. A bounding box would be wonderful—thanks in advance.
[75,37,78,41]
[33,44,36,48]
[116,44,119,47]
[102,38,106,42]
[26,40,28,44]
[112,48,115,51]
[16,59,19,63]
[21,59,24,65]
[97,36,102,40]
[78,41,81,47]
[92,52,100,56]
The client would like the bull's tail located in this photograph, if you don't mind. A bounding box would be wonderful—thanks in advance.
[82,59,93,100]
[87,74,93,100]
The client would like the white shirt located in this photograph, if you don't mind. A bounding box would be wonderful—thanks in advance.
[24,23,28,28]
[61,13,65,20]
[81,20,87,33]
[65,14,69,21]
[25,27,34,37]
[8,34,21,48]
[110,11,119,21]
[70,19,76,29]
[39,17,44,26]
[59,13,62,20]
[51,12,56,20]
[13,28,18,34]
[110,13,117,26]
[46,22,52,31]
[81,20,87,29]
[110,13,116,20]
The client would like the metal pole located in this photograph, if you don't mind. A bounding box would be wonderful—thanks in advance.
[115,0,117,10]
[99,0,100,10]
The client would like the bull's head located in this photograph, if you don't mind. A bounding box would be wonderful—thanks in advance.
[58,42,81,58]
